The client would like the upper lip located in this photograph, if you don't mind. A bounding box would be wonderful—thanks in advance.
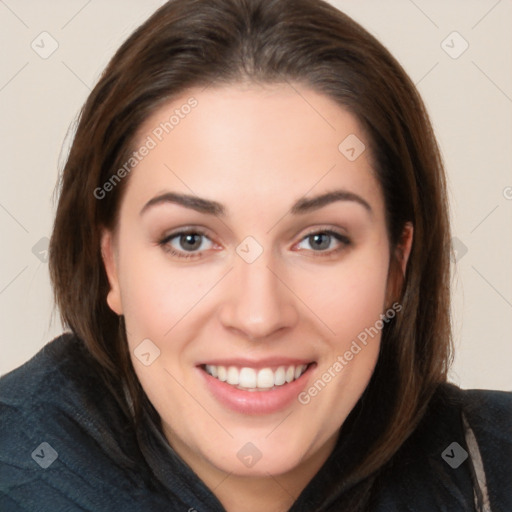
[197,357,315,370]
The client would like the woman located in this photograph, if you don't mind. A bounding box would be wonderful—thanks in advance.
[1,0,510,510]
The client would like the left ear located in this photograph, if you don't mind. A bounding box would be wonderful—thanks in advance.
[386,222,414,306]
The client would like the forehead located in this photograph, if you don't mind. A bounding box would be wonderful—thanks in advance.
[124,83,384,218]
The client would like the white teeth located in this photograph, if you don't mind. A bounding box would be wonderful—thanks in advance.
[204,363,309,390]
[274,366,286,386]
[257,368,275,389]
[205,364,217,378]
[217,366,227,382]
[226,366,239,385]
[294,365,303,379]
[239,367,257,388]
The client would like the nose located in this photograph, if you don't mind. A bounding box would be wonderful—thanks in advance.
[218,252,299,341]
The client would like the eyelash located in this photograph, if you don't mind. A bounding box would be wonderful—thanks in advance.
[158,227,351,260]
[159,228,213,259]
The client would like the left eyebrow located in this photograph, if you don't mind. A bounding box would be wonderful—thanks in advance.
[290,189,372,215]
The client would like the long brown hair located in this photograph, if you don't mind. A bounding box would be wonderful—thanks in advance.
[49,0,452,508]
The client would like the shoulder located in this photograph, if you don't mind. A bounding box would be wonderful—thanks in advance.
[0,334,175,511]
[439,381,512,413]
[1,333,102,407]
[455,384,512,425]
[439,383,512,473]
[371,383,512,511]
[449,384,512,512]
[0,333,129,450]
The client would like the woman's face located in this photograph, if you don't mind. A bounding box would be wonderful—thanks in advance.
[102,83,408,480]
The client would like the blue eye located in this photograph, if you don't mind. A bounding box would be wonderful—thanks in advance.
[160,230,213,259]
[296,230,351,255]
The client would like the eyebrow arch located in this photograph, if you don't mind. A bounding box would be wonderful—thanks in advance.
[140,192,225,217]
[140,189,372,217]
[290,190,372,215]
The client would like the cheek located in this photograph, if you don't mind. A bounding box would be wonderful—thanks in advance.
[116,239,219,349]
[294,249,389,434]
[299,243,390,340]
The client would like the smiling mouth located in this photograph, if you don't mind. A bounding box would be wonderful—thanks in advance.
[201,363,314,391]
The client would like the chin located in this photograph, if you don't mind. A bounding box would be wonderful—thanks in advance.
[197,425,324,478]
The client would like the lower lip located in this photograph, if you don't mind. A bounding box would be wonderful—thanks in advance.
[198,364,315,415]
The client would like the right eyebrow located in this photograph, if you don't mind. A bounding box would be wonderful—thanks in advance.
[140,192,225,217]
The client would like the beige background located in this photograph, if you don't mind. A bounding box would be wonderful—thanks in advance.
[0,0,511,389]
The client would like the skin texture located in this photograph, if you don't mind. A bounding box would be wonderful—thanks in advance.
[101,83,413,512]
